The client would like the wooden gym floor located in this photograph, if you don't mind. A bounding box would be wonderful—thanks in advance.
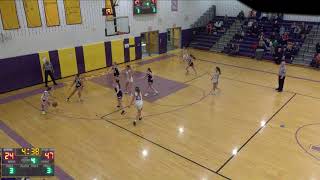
[1,49,320,180]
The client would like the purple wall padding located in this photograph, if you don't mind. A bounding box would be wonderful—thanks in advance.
[104,41,113,67]
[181,28,194,48]
[124,38,130,62]
[75,46,85,74]
[159,32,167,54]
[134,36,142,60]
[0,54,43,93]
[48,50,61,79]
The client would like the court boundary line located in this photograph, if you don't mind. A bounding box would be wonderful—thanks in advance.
[102,117,231,180]
[194,57,320,84]
[216,93,296,173]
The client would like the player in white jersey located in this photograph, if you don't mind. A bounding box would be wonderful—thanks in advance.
[182,47,189,62]
[124,65,134,96]
[41,87,52,114]
[129,87,143,126]
[211,67,221,94]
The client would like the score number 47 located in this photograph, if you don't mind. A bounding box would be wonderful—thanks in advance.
[44,152,54,160]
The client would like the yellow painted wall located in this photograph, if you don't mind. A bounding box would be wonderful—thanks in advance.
[23,0,42,28]
[0,0,20,30]
[43,0,60,26]
[129,37,136,61]
[83,42,106,71]
[58,47,78,77]
[111,40,124,64]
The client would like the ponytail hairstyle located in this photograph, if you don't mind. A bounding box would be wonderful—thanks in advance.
[135,86,140,94]
[216,67,221,75]
[147,68,152,73]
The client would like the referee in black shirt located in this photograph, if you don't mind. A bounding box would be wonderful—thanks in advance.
[43,58,57,87]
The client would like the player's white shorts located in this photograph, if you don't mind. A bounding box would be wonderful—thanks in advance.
[135,101,143,110]
[127,77,133,83]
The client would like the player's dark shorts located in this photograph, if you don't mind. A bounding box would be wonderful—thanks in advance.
[189,62,194,67]
[117,91,123,99]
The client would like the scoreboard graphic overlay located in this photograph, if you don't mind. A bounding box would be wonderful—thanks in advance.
[133,0,157,15]
[0,148,54,177]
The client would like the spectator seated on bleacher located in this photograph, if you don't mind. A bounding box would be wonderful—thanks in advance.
[270,32,276,41]
[316,43,320,53]
[248,10,256,19]
[237,10,245,21]
[272,20,280,33]
[234,31,241,42]
[270,39,278,55]
[260,12,268,22]
[274,46,284,64]
[255,39,266,59]
[259,32,265,41]
[283,47,294,63]
[214,20,224,30]
[206,22,214,34]
[251,24,259,36]
[256,11,262,20]
[290,22,297,33]
[281,32,289,45]
[224,43,239,56]
[224,14,228,23]
[265,39,273,51]
[310,53,320,68]
[279,25,286,36]
[293,25,301,39]
[230,43,240,55]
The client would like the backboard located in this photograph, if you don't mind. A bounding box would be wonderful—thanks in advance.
[105,16,130,36]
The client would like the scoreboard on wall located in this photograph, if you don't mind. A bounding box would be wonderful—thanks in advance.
[133,0,157,15]
[0,148,54,178]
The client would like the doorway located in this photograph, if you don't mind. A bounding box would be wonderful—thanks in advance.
[141,31,159,57]
[167,27,181,51]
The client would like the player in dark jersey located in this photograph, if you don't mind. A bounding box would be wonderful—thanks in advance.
[108,63,120,84]
[185,54,197,75]
[141,68,159,97]
[66,74,84,102]
[129,86,143,126]
[114,79,126,115]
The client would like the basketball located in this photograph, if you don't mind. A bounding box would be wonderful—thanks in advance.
[52,102,58,107]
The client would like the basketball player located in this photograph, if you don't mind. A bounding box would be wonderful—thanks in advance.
[211,67,221,94]
[186,54,197,75]
[142,68,159,97]
[182,46,189,62]
[129,87,143,126]
[114,79,126,115]
[41,87,52,115]
[124,65,134,96]
[66,74,83,102]
[108,63,120,84]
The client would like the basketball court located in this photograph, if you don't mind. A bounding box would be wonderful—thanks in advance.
[1,49,320,179]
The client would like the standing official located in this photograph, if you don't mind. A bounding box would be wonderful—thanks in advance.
[43,57,57,87]
[276,61,286,92]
